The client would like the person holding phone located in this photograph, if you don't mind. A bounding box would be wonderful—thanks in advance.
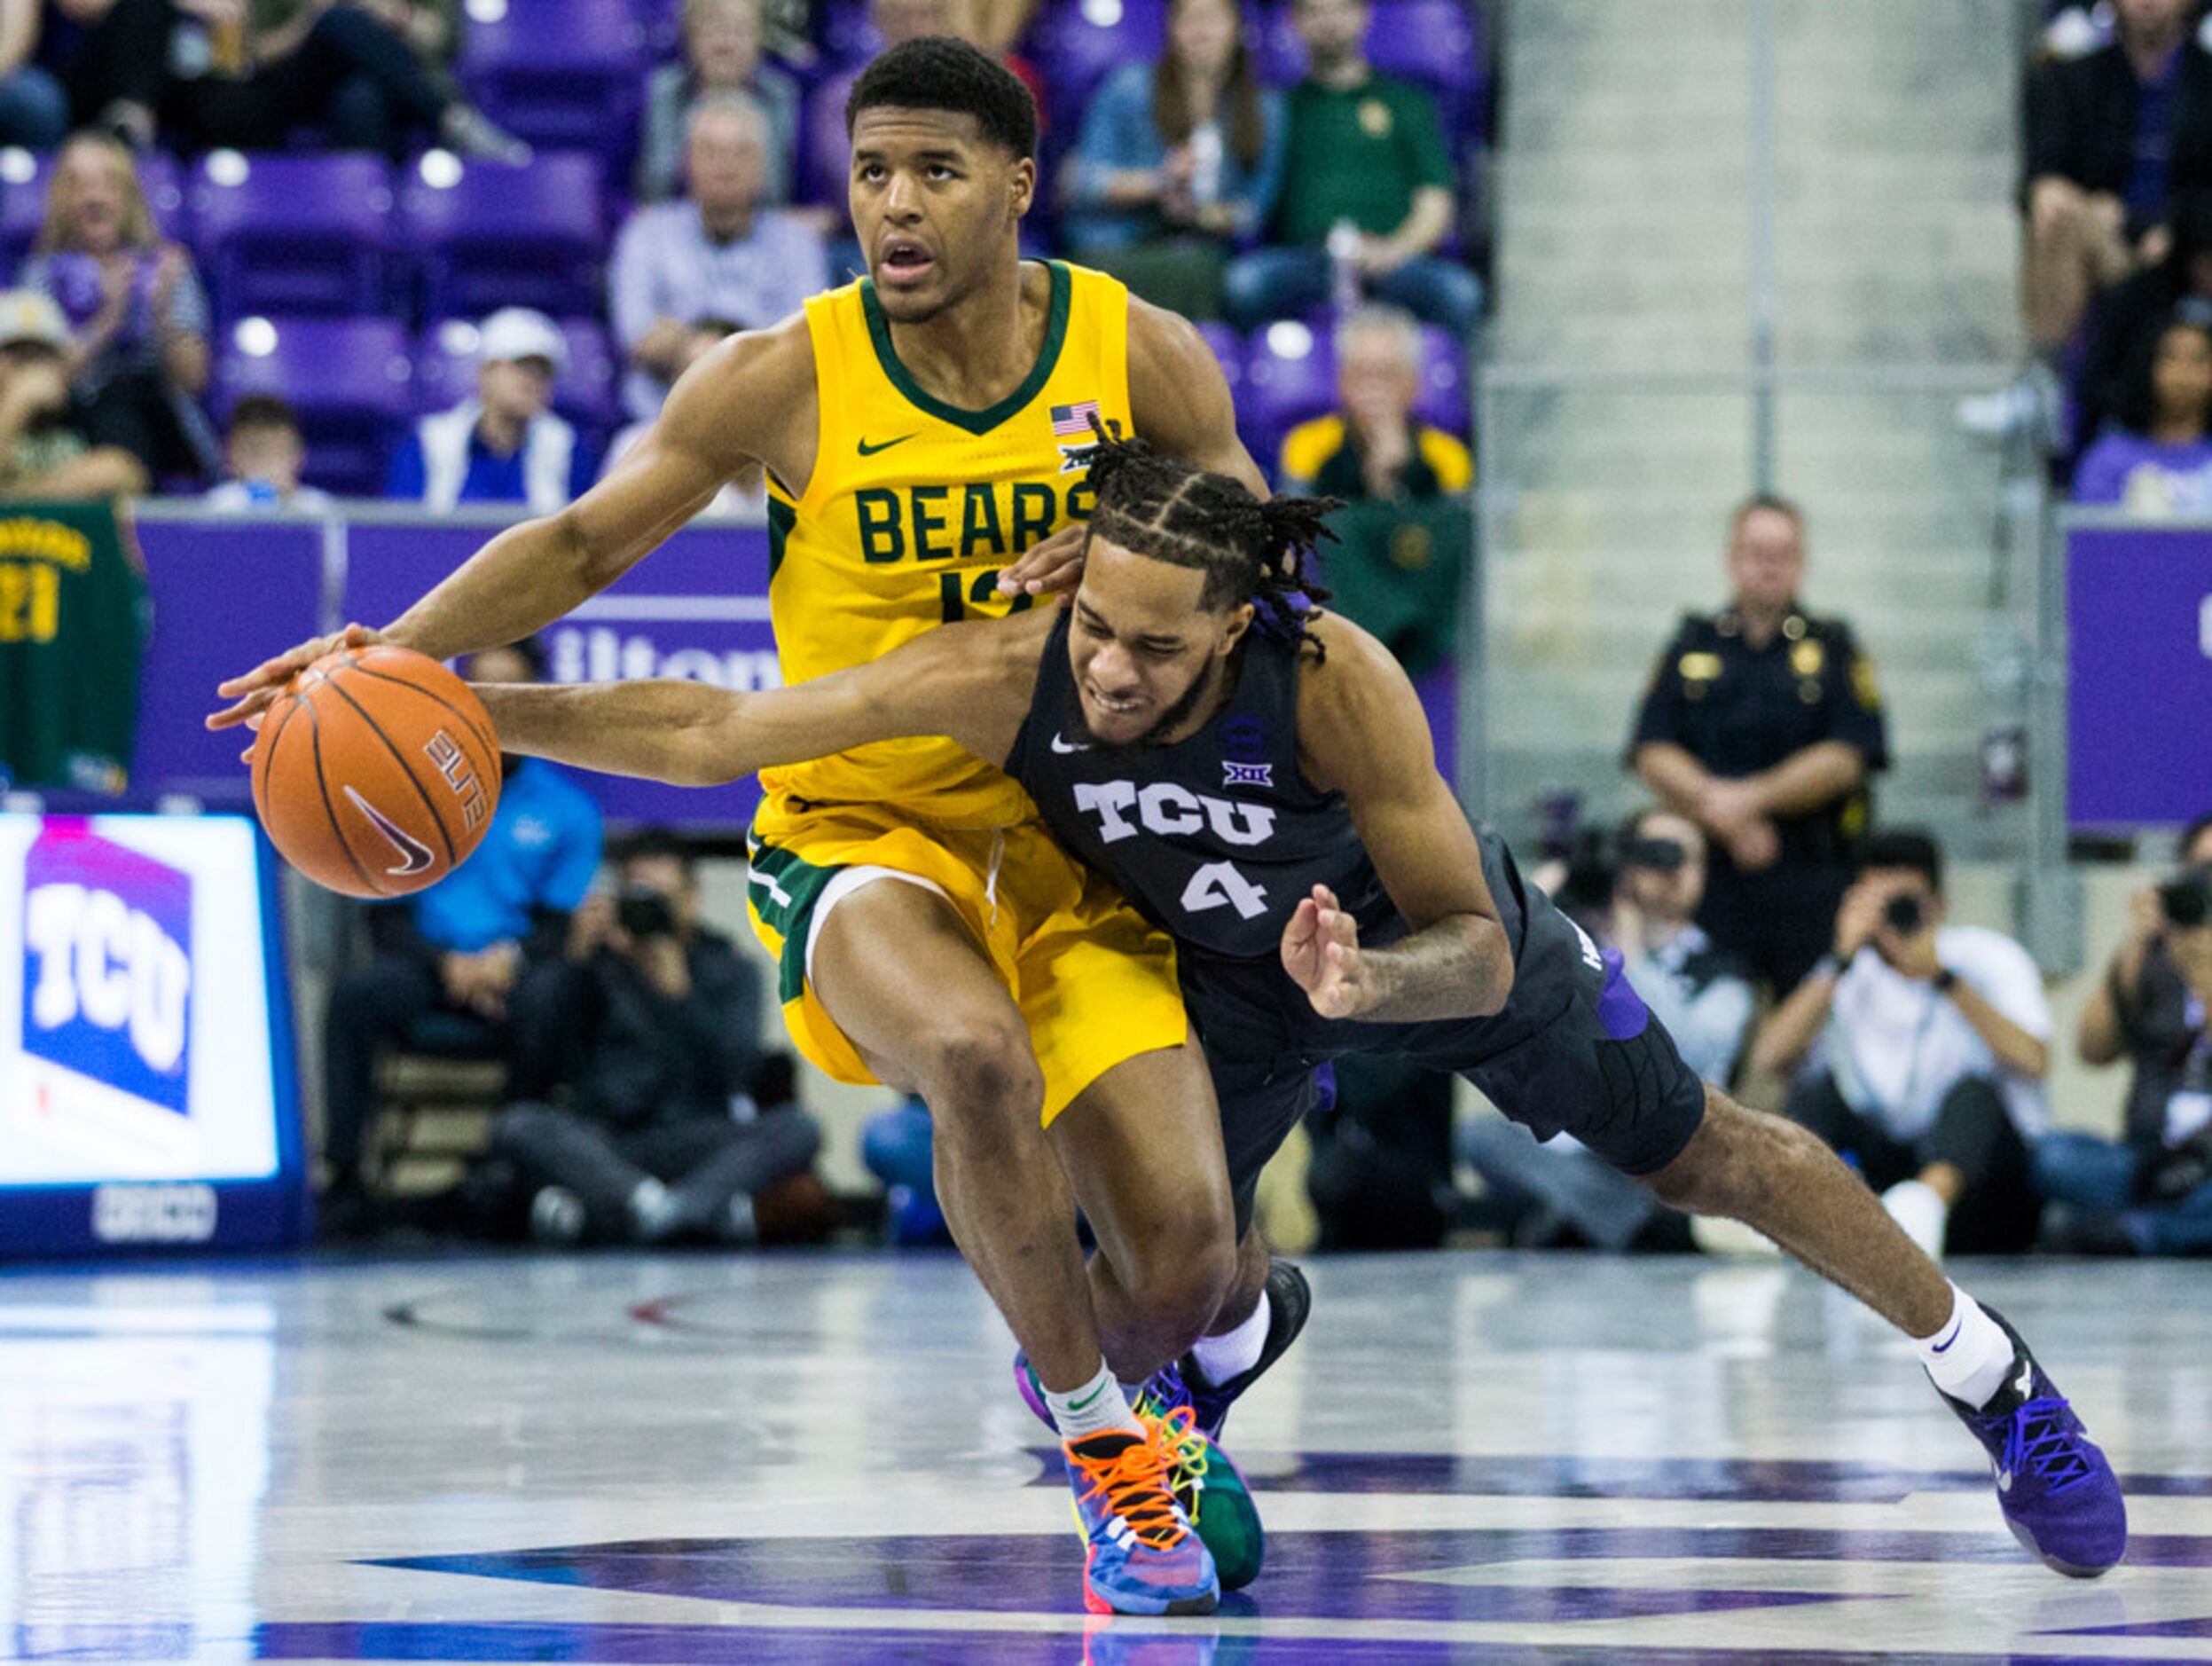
[1749,829,2052,1261]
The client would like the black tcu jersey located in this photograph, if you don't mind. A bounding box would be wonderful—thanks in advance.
[1007,613,1709,1230]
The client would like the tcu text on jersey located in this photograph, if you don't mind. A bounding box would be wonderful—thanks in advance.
[1073,780,1278,920]
[20,827,193,1112]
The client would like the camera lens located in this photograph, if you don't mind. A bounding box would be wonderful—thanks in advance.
[1883,893,1923,935]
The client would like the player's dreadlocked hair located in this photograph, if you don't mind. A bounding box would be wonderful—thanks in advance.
[1084,428,1340,656]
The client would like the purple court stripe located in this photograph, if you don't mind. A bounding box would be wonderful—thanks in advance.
[236,1623,2157,1666]
[1018,1450,2212,1502]
[379,1524,2212,1623]
[2046,1615,2212,1638]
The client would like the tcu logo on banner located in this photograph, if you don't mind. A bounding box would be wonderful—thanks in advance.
[20,824,193,1114]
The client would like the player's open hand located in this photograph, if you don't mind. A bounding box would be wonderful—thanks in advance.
[996,522,1087,599]
[1282,884,1370,1019]
[208,623,387,736]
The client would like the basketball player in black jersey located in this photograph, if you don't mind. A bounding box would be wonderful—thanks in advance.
[468,435,2128,1583]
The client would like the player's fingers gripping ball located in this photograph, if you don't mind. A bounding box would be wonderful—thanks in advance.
[250,645,502,899]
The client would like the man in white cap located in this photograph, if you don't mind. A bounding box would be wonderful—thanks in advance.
[0,290,145,500]
[387,307,593,515]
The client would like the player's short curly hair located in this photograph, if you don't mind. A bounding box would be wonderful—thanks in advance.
[845,37,1038,161]
[1084,428,1339,655]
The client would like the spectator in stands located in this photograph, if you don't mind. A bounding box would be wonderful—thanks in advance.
[1462,809,1755,1252]
[21,130,217,484]
[169,0,524,161]
[204,393,330,513]
[41,0,167,150]
[610,93,828,420]
[1751,829,2050,1261]
[1056,0,1282,319]
[1221,0,1477,334]
[637,0,799,205]
[493,829,823,1246]
[2080,188,2212,442]
[2047,811,2212,1253]
[387,308,594,513]
[0,287,143,498]
[2072,312,2212,509]
[1628,494,1888,995]
[2021,0,2212,355]
[319,637,600,1230]
[0,4,68,147]
[1279,304,1469,500]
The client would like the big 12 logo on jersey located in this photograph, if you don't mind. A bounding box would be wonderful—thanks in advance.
[20,822,193,1119]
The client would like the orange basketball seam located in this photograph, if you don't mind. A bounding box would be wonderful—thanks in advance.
[302,697,384,898]
[344,658,502,783]
[319,675,460,870]
[251,688,303,828]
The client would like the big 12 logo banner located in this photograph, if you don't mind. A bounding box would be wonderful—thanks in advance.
[20,823,193,1131]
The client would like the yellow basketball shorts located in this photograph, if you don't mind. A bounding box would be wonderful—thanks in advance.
[743,793,1188,1126]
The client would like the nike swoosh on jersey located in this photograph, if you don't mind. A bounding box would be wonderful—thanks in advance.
[343,786,435,876]
[1050,734,1091,754]
[858,434,915,456]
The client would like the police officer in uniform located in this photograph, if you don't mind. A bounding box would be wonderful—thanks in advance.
[1628,493,1888,994]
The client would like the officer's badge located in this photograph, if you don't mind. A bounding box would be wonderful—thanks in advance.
[1790,640,1824,679]
[1678,651,1722,680]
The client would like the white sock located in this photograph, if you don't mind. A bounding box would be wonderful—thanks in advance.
[1190,1290,1271,1387]
[1914,1284,2018,1410]
[1044,1361,1143,1442]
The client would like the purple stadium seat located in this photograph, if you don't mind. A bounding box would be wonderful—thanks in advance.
[456,0,648,167]
[190,153,391,321]
[216,317,414,497]
[1414,323,1469,436]
[1195,321,1246,401]
[411,316,622,434]
[1243,318,1337,441]
[1030,0,1167,115]
[0,150,185,273]
[817,1,882,71]
[398,152,606,321]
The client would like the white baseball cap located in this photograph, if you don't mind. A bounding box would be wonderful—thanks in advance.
[476,307,567,373]
[0,290,70,351]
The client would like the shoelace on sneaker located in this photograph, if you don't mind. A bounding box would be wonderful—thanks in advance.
[1133,1399,1212,1523]
[2006,1397,2096,1492]
[1068,1428,1192,1551]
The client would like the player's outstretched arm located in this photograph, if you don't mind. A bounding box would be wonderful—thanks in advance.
[209,319,817,734]
[998,298,1265,598]
[1288,615,1514,1023]
[475,611,1048,787]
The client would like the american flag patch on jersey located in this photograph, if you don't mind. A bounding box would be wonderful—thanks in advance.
[1050,399,1101,437]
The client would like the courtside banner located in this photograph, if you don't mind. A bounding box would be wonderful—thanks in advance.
[2067,522,2212,828]
[0,812,309,1255]
[341,522,776,829]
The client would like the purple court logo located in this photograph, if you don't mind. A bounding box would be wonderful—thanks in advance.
[20,822,193,1115]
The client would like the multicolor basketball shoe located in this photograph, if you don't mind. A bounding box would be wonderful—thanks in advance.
[1935,1306,2127,1577]
[1063,1417,1220,1615]
[1017,1356,1266,1590]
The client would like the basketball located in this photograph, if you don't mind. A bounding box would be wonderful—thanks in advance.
[250,645,502,899]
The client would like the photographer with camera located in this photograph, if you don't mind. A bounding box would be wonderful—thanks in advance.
[1750,829,2051,1260]
[2043,813,2212,1253]
[1462,809,1755,1249]
[492,828,823,1246]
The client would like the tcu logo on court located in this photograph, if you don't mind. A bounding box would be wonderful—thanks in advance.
[1071,782,1277,848]
[20,825,193,1113]
[424,730,490,831]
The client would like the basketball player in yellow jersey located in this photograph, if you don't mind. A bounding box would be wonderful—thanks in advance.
[213,38,1272,1615]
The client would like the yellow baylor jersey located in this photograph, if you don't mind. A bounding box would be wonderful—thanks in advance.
[762,259,1133,829]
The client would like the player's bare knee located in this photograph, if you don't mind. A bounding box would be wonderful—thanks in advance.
[922,1020,1046,1131]
[1644,1089,1764,1217]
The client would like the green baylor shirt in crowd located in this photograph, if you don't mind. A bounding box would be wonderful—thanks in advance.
[0,500,149,792]
[1270,70,1455,247]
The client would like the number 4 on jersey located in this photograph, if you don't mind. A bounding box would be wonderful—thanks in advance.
[1181,860,1267,920]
